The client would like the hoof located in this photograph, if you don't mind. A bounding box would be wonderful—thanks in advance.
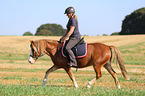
[74,84,79,88]
[86,84,91,88]
[117,84,121,89]
[42,79,47,86]
[42,81,47,86]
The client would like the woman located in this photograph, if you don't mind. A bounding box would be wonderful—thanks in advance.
[60,7,81,67]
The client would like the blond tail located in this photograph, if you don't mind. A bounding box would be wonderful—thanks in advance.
[110,46,130,80]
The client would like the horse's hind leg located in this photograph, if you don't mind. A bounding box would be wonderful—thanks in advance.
[86,65,102,88]
[42,65,59,86]
[103,61,121,89]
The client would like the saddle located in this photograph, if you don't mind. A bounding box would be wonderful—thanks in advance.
[61,37,87,58]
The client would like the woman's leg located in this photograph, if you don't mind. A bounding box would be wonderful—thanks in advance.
[65,37,80,66]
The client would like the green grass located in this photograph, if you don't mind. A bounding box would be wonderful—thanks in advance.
[0,38,144,65]
[0,52,28,61]
[0,52,51,62]
[0,36,145,96]
[1,42,144,65]
[0,84,144,96]
[0,71,144,96]
[0,68,47,72]
[119,42,145,65]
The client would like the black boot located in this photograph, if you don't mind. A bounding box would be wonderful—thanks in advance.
[67,62,77,68]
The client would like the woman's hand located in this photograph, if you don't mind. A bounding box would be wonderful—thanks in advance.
[61,37,66,43]
[59,37,63,42]
[59,37,65,43]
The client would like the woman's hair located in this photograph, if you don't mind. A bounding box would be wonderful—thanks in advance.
[74,14,78,19]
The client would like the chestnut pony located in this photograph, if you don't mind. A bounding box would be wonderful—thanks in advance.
[28,39,130,88]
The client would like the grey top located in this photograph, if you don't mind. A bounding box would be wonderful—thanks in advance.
[66,17,81,37]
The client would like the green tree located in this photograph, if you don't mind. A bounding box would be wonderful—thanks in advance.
[111,32,120,35]
[23,31,33,36]
[102,34,108,36]
[35,30,52,36]
[120,7,145,35]
[35,23,66,36]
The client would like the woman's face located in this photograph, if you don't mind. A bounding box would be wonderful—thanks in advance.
[66,13,73,18]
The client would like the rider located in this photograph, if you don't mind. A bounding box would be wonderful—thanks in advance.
[60,7,81,67]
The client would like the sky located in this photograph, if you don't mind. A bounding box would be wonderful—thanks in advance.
[0,0,145,36]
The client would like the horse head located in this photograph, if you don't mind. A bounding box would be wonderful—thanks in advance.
[28,39,59,64]
[28,40,41,64]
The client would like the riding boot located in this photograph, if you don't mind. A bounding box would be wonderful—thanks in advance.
[67,61,77,68]
[66,50,77,67]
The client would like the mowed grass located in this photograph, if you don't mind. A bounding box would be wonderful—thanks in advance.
[0,35,145,96]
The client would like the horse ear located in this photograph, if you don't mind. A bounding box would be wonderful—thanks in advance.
[30,40,34,43]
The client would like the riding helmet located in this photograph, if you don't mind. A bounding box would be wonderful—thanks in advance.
[64,7,75,14]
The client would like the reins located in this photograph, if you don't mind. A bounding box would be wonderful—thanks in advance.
[37,46,57,58]
[56,41,63,62]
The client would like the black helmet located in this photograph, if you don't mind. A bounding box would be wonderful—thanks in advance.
[64,7,75,14]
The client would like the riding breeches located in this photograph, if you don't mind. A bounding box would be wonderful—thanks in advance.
[65,36,80,64]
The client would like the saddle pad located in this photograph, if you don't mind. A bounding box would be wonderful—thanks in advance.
[61,41,87,58]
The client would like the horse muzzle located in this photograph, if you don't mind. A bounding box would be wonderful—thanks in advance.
[28,56,35,64]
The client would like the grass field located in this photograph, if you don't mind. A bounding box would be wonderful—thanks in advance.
[0,35,145,96]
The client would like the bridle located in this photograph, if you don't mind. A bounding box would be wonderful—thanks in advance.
[30,41,57,60]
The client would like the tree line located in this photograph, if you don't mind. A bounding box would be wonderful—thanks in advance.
[112,7,145,35]
[23,24,66,36]
[23,7,145,36]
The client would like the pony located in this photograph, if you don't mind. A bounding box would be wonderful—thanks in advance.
[28,39,130,88]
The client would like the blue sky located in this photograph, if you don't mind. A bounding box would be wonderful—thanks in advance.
[0,0,144,36]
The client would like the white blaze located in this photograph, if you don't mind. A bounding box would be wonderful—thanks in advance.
[28,49,35,64]
[29,56,35,64]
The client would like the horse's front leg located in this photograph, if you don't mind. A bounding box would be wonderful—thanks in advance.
[42,65,59,86]
[64,67,78,88]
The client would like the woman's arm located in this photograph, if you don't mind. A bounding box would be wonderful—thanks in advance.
[61,26,75,42]
[62,29,68,37]
[59,29,68,41]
